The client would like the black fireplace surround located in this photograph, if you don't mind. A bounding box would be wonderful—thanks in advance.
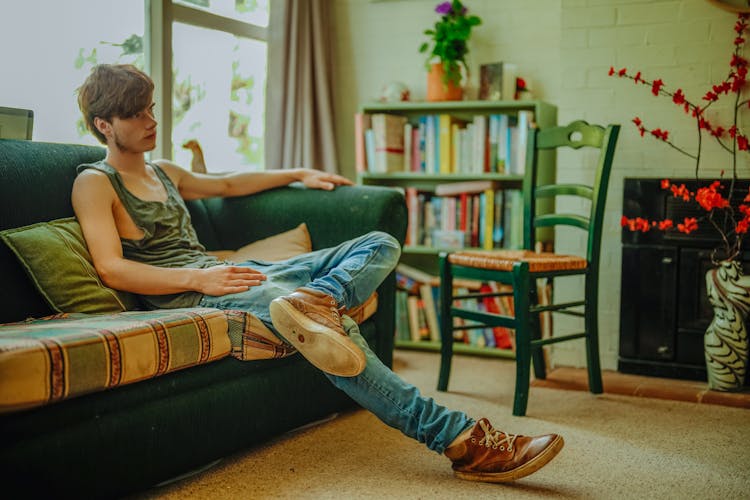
[620,178,750,384]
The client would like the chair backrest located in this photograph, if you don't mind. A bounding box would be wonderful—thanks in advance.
[522,120,620,270]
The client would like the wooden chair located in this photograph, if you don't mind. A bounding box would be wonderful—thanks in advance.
[437,120,620,416]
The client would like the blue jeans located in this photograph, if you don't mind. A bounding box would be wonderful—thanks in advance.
[198,231,473,453]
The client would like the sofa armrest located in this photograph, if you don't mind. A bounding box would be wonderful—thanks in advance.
[196,184,407,251]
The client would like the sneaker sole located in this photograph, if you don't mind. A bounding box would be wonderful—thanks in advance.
[269,298,366,377]
[453,435,565,483]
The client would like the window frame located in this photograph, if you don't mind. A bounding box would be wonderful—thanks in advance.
[147,0,269,160]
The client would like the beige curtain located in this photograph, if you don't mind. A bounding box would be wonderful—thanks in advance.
[265,0,339,173]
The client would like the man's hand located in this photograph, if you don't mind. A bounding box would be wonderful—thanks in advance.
[297,169,353,191]
[197,265,267,296]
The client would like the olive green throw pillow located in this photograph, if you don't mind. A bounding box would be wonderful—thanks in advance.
[0,217,139,313]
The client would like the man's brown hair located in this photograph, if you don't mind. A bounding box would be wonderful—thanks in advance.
[77,64,154,144]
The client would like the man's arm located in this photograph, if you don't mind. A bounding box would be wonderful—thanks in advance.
[153,160,353,201]
[71,171,265,296]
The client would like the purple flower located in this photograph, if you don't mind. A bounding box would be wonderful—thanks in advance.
[435,2,452,15]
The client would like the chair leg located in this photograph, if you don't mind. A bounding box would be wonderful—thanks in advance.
[512,262,532,416]
[529,280,546,380]
[585,276,604,394]
[437,253,454,392]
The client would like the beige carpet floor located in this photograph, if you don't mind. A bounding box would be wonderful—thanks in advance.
[132,350,750,500]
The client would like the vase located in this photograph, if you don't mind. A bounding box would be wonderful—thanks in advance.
[427,63,463,102]
[704,259,750,391]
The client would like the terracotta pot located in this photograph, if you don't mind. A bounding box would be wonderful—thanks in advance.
[427,62,463,102]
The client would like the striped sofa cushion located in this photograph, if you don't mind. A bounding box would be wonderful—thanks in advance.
[0,308,230,414]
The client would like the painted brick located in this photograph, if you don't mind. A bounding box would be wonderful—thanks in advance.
[589,25,649,47]
[562,27,587,49]
[617,2,681,26]
[563,6,616,29]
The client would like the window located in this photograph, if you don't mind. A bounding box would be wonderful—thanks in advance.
[0,1,145,145]
[168,0,269,172]
[0,0,268,172]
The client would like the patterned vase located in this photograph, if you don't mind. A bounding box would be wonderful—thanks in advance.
[704,259,750,391]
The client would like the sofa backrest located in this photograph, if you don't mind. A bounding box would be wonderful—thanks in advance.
[0,139,107,322]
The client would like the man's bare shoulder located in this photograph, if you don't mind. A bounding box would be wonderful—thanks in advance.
[72,168,115,200]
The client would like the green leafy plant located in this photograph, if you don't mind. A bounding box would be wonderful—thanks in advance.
[419,0,481,87]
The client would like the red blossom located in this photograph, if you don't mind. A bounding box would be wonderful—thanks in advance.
[661,179,670,189]
[695,182,729,211]
[677,217,699,234]
[737,218,750,234]
[651,128,669,141]
[703,90,719,102]
[672,88,685,105]
[651,78,664,95]
[731,54,748,67]
[670,183,691,202]
[735,36,745,46]
[739,135,749,150]
[638,126,646,137]
[608,66,615,76]
[711,126,725,138]
[729,125,738,138]
[632,117,642,126]
[634,71,642,83]
[618,67,627,76]
[658,219,674,230]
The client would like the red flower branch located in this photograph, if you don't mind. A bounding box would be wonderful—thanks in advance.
[612,13,750,262]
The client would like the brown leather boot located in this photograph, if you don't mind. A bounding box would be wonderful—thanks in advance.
[269,287,366,377]
[445,418,564,483]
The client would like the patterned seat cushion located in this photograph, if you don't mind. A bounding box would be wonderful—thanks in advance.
[0,308,230,414]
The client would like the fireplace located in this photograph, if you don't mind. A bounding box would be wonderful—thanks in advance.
[619,178,750,383]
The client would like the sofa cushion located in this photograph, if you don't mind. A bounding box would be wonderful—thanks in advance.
[226,292,379,361]
[207,222,312,262]
[0,217,139,313]
[0,308,230,414]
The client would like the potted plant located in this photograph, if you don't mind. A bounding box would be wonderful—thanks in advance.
[615,13,750,392]
[419,0,481,102]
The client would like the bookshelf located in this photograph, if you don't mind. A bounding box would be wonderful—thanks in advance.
[355,99,558,356]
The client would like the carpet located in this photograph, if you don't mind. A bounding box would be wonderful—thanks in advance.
[131,350,750,499]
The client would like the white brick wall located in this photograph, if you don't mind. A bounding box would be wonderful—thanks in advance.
[333,0,744,371]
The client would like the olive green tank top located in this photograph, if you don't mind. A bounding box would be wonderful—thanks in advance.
[76,160,220,309]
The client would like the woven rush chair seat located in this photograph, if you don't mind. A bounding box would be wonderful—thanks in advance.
[448,250,587,273]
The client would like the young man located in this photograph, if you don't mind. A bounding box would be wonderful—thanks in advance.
[72,64,564,484]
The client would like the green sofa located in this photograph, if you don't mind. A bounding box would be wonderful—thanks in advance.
[0,139,407,498]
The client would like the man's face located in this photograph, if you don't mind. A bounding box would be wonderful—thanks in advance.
[108,102,158,154]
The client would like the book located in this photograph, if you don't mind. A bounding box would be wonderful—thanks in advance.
[395,289,411,341]
[472,115,487,174]
[406,295,422,341]
[483,188,495,250]
[354,112,371,173]
[371,113,407,173]
[403,122,413,172]
[420,283,440,341]
[438,114,454,174]
[364,129,376,173]
[405,187,419,246]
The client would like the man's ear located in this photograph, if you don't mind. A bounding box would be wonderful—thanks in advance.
[93,117,111,138]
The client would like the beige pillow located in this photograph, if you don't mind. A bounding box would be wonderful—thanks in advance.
[208,223,312,263]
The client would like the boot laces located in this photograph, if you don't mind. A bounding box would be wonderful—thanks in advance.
[473,420,517,452]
